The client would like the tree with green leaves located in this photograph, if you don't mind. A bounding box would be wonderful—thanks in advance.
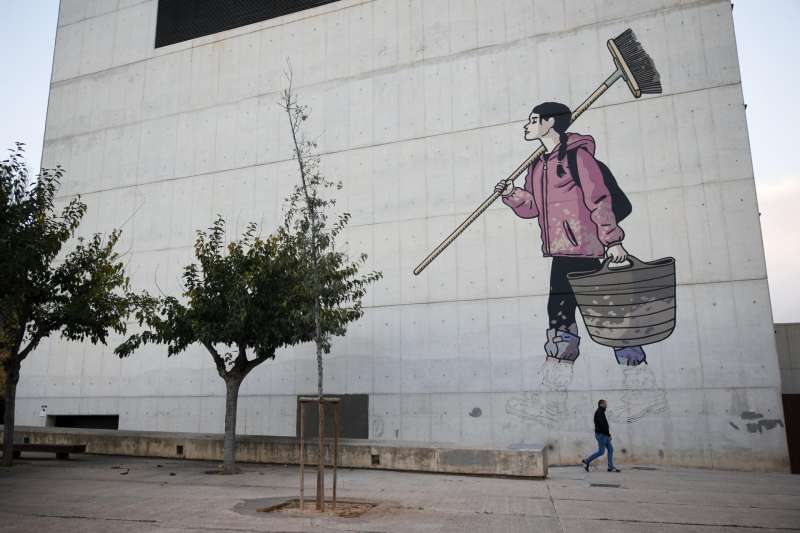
[116,218,318,473]
[116,80,381,475]
[1,144,132,466]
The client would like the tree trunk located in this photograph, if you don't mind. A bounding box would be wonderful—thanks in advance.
[2,360,19,467]
[315,306,323,398]
[221,377,242,474]
[311,213,323,400]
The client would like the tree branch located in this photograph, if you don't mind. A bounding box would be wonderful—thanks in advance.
[244,350,273,374]
[283,68,315,216]
[17,334,42,363]
[282,66,324,398]
[153,264,167,297]
[202,341,227,377]
[234,343,248,373]
[10,312,29,362]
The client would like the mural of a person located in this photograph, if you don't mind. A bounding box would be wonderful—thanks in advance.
[494,102,647,366]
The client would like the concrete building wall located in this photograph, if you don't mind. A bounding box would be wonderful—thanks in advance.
[17,0,790,470]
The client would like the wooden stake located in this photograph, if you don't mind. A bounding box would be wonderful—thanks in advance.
[299,401,305,510]
[317,399,325,511]
[333,402,339,510]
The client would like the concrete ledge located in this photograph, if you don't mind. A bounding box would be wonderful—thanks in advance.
[3,426,547,478]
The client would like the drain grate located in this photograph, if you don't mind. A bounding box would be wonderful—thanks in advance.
[631,466,658,471]
[590,483,621,488]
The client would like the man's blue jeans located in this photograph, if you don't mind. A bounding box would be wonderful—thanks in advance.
[585,432,614,468]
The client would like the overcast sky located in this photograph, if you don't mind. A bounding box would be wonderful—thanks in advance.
[1,0,798,322]
[733,0,800,323]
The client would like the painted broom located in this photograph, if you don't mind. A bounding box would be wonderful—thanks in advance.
[413,29,662,276]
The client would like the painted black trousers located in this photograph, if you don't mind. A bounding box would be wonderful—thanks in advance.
[548,256,602,331]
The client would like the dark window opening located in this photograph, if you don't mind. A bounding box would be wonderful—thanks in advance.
[296,394,368,439]
[156,0,342,48]
[48,415,120,430]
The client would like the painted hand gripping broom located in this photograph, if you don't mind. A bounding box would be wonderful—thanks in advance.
[413,29,676,348]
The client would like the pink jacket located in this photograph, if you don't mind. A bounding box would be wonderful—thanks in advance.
[502,133,624,258]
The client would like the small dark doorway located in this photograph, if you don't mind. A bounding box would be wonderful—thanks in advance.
[296,394,368,439]
[783,395,800,474]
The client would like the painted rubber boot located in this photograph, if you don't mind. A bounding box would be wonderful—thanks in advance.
[544,329,560,359]
[614,345,647,366]
[544,324,581,363]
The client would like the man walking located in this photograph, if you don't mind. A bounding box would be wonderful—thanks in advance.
[582,399,620,472]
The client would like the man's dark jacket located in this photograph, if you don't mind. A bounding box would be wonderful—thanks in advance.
[594,407,610,436]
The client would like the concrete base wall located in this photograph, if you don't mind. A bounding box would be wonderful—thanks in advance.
[3,426,547,478]
[12,384,791,472]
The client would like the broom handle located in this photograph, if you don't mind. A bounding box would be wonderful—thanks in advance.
[412,149,542,276]
[412,68,624,276]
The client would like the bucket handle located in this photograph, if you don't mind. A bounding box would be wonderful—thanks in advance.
[601,254,645,272]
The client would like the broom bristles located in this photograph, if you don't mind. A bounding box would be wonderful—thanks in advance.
[612,29,662,95]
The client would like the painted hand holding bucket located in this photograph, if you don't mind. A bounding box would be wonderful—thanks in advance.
[567,256,676,348]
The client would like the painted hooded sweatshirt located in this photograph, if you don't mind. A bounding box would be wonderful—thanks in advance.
[502,132,624,258]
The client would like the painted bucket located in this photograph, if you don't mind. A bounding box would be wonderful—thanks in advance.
[567,255,676,348]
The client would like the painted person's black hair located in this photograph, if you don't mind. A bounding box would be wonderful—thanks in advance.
[532,102,571,177]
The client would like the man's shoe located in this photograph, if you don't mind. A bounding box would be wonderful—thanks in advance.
[607,467,620,472]
[581,459,590,472]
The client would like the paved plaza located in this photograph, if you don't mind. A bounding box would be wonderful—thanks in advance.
[1,454,799,532]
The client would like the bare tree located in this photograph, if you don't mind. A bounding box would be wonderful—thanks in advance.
[281,70,381,509]
[280,71,381,400]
